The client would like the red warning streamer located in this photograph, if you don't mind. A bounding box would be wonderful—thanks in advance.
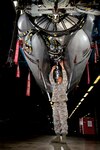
[14,39,20,65]
[16,64,20,78]
[26,71,31,96]
[95,41,99,58]
[86,62,90,84]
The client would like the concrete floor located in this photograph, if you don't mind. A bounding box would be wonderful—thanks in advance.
[0,135,100,150]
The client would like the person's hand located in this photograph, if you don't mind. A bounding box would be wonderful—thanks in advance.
[60,61,64,70]
[51,65,56,73]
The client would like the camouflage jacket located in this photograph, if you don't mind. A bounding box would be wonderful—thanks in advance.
[49,69,68,102]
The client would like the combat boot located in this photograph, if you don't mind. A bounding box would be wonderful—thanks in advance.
[61,134,67,144]
[51,134,61,143]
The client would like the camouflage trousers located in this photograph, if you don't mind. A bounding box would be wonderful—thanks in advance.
[52,101,68,135]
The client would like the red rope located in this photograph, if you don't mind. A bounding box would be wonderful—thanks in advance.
[86,62,90,84]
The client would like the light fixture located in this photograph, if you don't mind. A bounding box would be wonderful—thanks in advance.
[88,86,94,92]
[93,75,100,84]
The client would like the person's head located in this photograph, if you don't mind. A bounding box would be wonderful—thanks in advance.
[53,63,63,84]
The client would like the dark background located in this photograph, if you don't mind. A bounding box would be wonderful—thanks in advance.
[0,0,100,139]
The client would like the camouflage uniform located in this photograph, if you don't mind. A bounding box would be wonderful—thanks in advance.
[49,69,68,135]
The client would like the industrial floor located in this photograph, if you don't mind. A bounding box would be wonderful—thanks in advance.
[0,134,100,150]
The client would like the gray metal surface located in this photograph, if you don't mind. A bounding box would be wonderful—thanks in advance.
[17,1,97,94]
[65,28,91,91]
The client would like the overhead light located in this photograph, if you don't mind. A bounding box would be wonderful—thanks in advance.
[94,75,100,84]
[80,98,84,102]
[88,86,94,92]
[69,75,100,119]
[83,93,88,97]
[13,0,18,8]
[78,102,81,105]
